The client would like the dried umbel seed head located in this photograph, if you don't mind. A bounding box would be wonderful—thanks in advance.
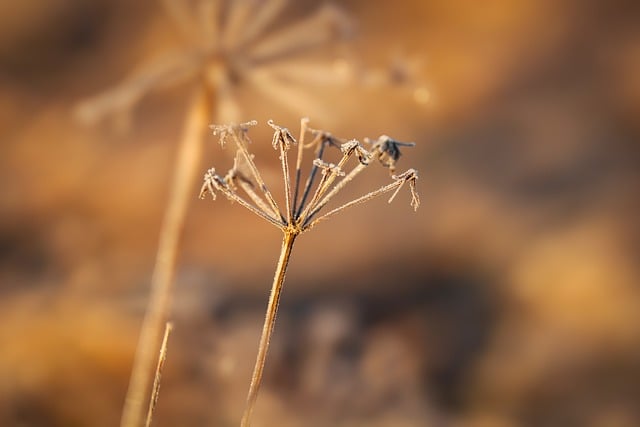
[201,119,421,427]
[200,119,419,232]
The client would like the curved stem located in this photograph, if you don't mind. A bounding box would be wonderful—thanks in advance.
[240,231,298,427]
[120,88,212,427]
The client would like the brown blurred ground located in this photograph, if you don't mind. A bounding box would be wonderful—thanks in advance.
[1,0,640,426]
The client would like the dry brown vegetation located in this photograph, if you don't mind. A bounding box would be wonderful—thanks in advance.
[1,0,640,426]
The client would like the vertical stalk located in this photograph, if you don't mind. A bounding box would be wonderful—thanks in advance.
[145,322,173,427]
[121,88,212,427]
[241,231,298,427]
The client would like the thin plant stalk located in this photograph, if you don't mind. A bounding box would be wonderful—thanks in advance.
[121,89,212,427]
[145,322,174,427]
[240,231,298,427]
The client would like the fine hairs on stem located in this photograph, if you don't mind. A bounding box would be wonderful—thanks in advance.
[200,119,419,426]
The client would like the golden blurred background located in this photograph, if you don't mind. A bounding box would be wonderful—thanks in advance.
[1,0,639,426]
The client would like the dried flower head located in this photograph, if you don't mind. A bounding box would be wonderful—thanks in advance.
[200,119,420,234]
[75,0,355,127]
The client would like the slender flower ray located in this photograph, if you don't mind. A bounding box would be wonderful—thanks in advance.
[237,0,288,47]
[201,120,419,427]
[222,0,257,50]
[295,132,341,219]
[74,50,202,126]
[297,140,360,224]
[225,124,284,220]
[198,0,222,47]
[306,136,416,222]
[306,161,368,222]
[236,178,279,221]
[242,67,335,122]
[229,152,278,218]
[246,4,352,64]
[292,117,310,216]
[304,169,420,230]
[268,120,295,222]
[200,169,284,228]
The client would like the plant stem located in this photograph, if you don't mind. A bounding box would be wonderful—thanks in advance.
[145,322,173,427]
[121,89,212,427]
[240,231,298,427]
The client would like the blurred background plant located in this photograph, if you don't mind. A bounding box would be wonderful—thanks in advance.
[1,0,639,426]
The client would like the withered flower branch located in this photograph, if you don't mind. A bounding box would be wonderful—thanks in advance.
[200,119,419,427]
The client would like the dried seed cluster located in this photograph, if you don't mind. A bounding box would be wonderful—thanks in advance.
[200,119,420,233]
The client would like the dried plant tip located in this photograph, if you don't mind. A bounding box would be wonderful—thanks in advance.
[339,139,360,156]
[199,168,218,200]
[267,120,296,150]
[313,159,345,176]
[340,140,371,165]
[388,169,420,210]
[409,178,420,211]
